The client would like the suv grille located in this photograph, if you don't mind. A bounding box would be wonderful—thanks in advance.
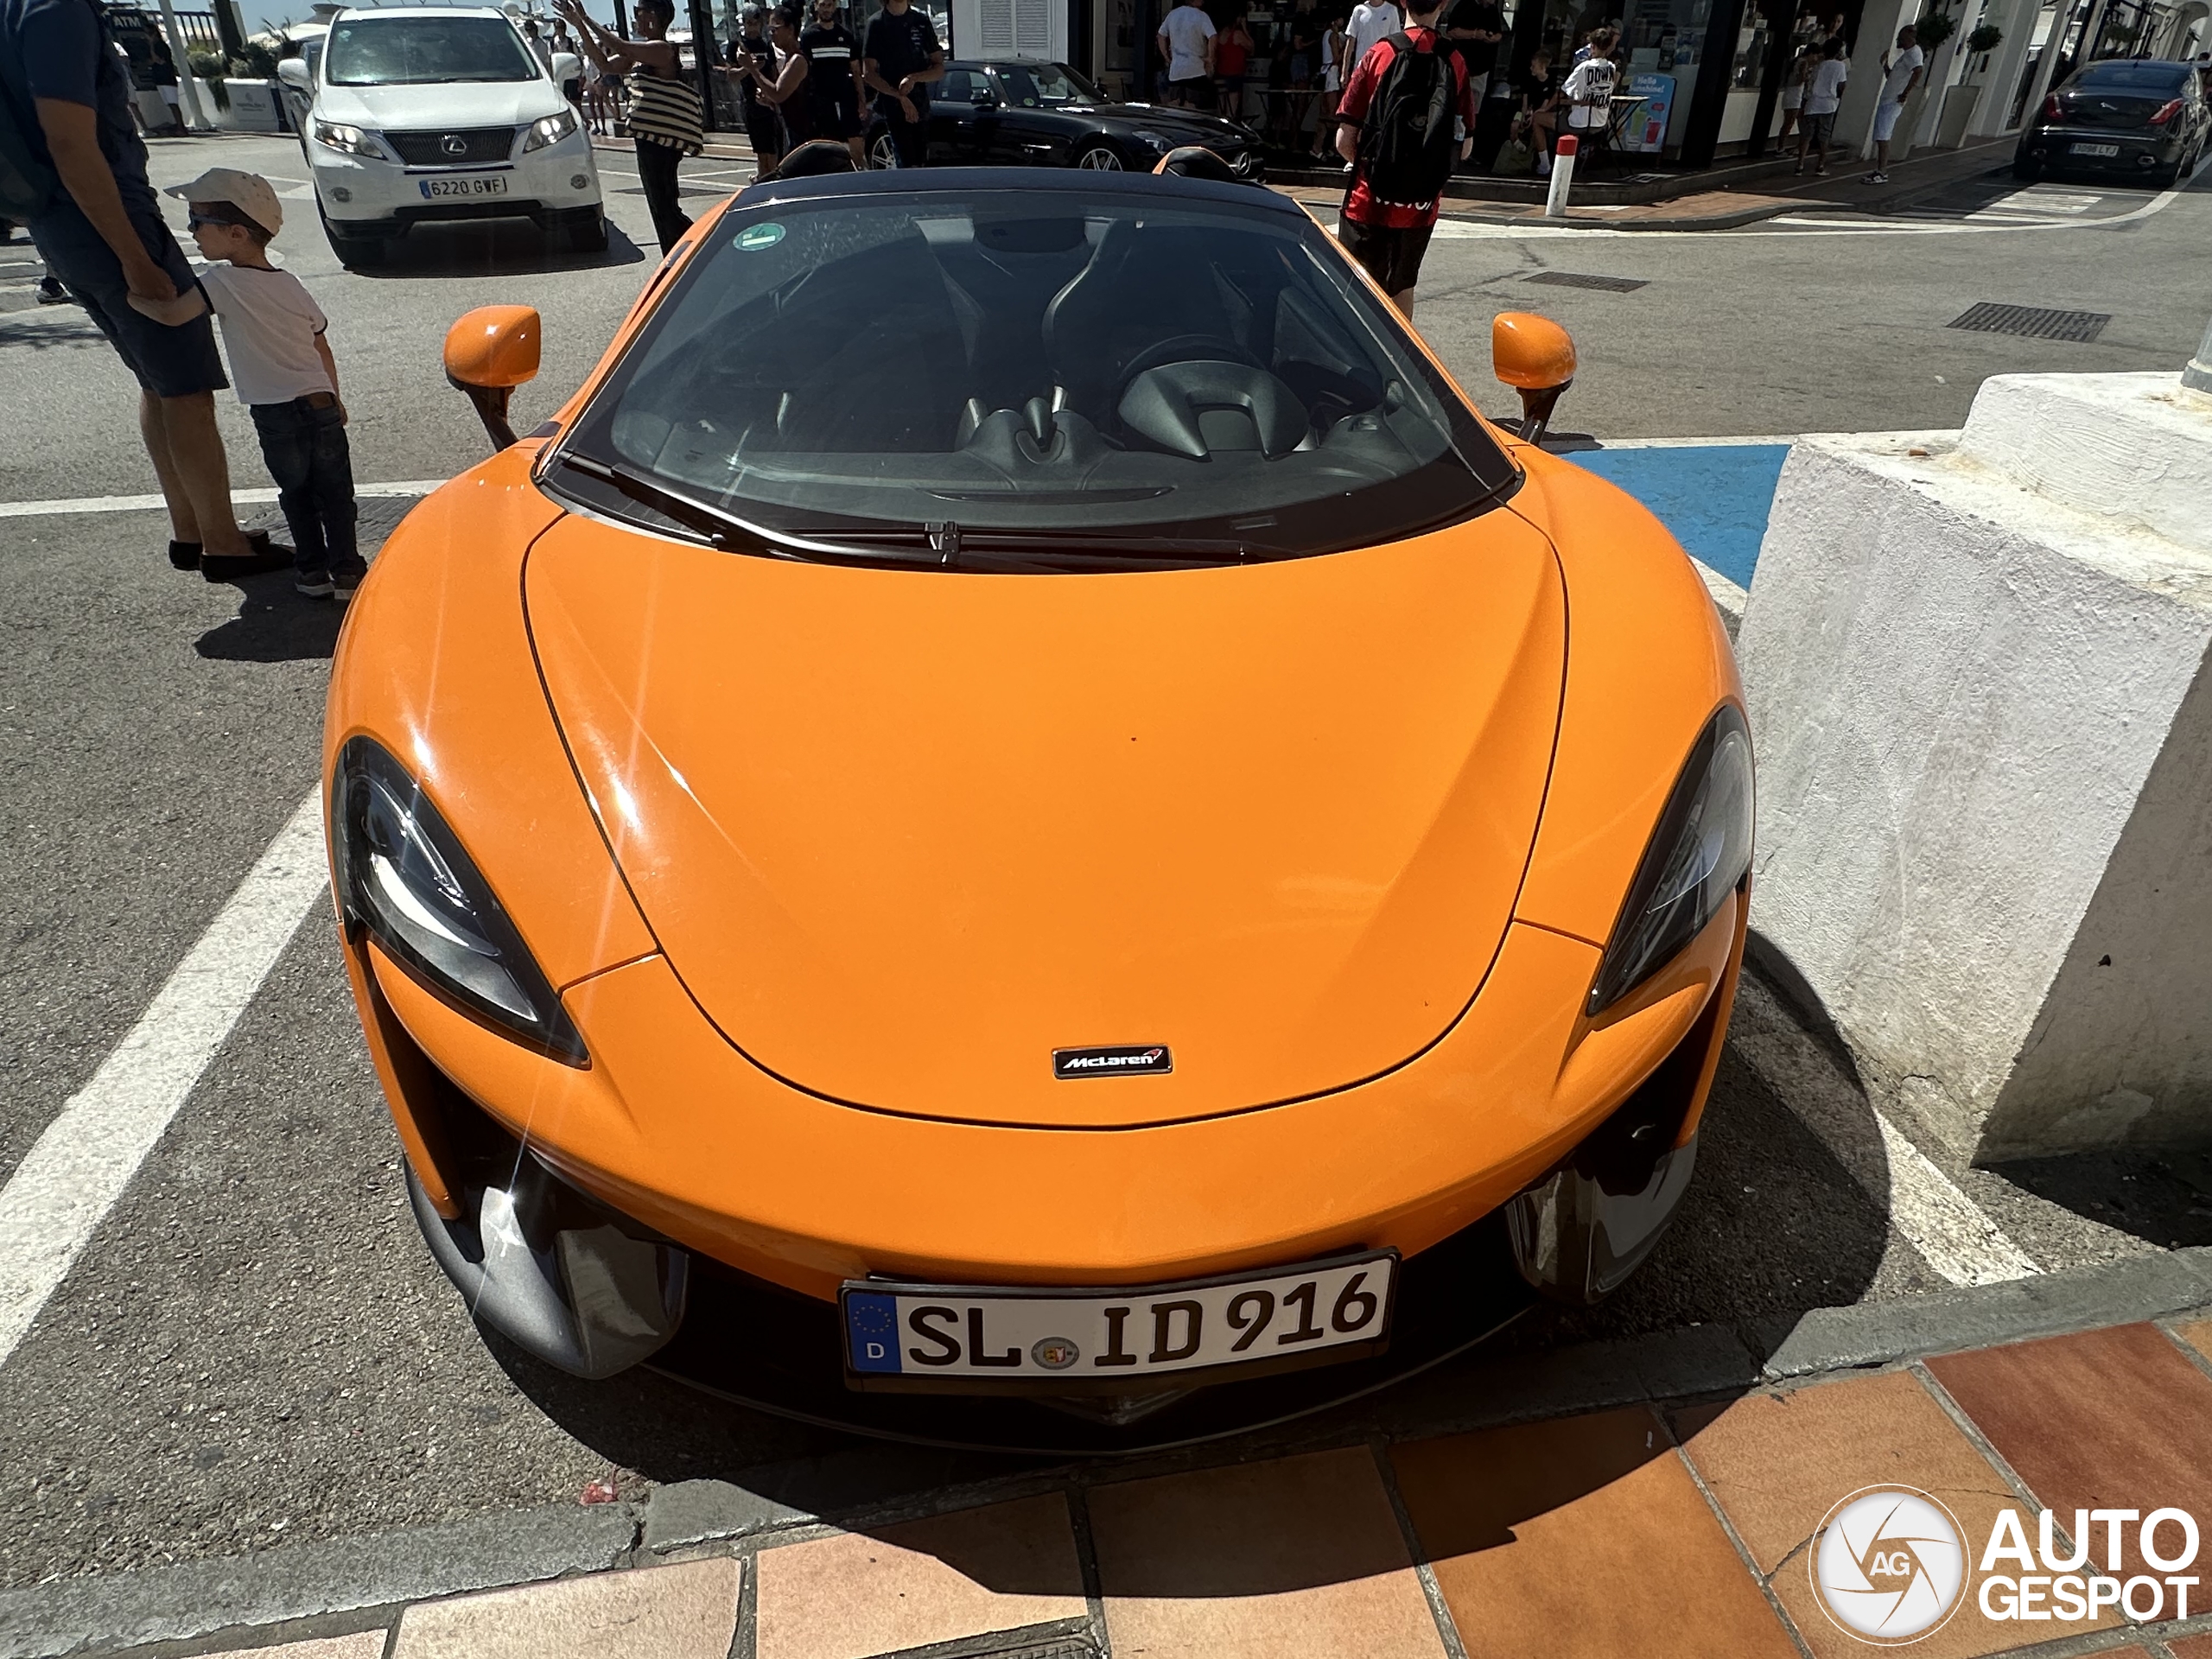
[385,126,518,166]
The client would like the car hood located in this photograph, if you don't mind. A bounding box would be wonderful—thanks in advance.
[524,508,1566,1129]
[1086,102,1253,141]
[313,79,563,130]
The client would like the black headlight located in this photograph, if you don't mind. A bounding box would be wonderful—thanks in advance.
[332,736,588,1065]
[1586,706,1754,1016]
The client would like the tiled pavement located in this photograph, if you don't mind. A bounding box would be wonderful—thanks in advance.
[157,1308,2212,1659]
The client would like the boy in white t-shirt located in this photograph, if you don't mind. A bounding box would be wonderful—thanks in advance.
[1795,37,1847,175]
[166,168,364,601]
[1156,0,1217,109]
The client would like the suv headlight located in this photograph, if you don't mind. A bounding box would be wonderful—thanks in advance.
[333,737,588,1065]
[522,107,580,152]
[314,119,393,160]
[1586,706,1754,1015]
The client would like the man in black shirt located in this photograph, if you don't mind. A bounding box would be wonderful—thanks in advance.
[862,0,943,166]
[727,5,784,175]
[800,0,867,165]
[1445,0,1503,97]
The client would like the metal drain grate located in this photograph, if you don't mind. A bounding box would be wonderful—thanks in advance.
[1948,302,2111,342]
[1523,270,1649,293]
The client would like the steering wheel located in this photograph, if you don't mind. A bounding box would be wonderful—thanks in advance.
[1113,334,1263,400]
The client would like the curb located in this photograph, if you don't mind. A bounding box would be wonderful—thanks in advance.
[0,1505,639,1659]
[1440,199,1800,232]
[15,1245,2212,1657]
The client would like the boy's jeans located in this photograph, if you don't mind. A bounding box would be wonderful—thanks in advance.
[250,394,364,581]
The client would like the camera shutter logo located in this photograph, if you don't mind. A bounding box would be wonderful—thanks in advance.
[1812,1485,1969,1644]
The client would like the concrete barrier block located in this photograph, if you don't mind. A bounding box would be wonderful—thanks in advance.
[1738,376,2212,1162]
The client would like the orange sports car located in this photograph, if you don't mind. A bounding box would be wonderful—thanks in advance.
[325,168,1750,1444]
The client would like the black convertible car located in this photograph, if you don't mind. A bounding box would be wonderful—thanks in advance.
[2013,57,2208,186]
[865,59,1265,177]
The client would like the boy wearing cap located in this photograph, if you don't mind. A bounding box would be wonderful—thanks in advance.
[171,168,365,601]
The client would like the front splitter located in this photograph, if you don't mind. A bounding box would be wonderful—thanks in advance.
[645,1214,1535,1456]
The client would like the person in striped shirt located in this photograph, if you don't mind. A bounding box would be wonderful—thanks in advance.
[556,0,702,254]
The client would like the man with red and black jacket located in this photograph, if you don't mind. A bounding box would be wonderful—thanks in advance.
[1332,0,1476,320]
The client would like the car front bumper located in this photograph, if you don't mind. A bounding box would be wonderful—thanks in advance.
[350,881,1744,1381]
[308,129,601,228]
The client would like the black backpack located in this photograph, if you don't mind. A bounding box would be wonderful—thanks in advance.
[1356,32,1459,207]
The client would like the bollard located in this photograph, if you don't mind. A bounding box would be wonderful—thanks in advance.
[1545,134,1578,218]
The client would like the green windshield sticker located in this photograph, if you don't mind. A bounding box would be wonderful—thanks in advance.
[734,222,786,251]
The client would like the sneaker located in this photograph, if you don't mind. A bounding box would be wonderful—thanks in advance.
[1866,171,1890,183]
[35,279,73,305]
[332,576,359,605]
[295,570,335,598]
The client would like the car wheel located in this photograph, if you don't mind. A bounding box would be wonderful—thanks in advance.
[563,210,609,254]
[1075,143,1125,170]
[319,206,386,268]
[868,130,899,169]
[2011,156,2041,181]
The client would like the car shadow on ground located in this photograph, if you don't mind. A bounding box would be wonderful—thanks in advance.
[346,216,650,280]
[474,949,1899,1584]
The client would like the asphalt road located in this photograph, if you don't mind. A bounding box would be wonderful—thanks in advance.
[1,133,2208,1589]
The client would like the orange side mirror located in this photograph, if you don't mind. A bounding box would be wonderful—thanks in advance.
[1491,312,1577,443]
[443,305,542,453]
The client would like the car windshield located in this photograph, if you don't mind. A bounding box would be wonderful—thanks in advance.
[551,186,1517,566]
[325,16,540,86]
[2071,62,2188,92]
[995,62,1102,106]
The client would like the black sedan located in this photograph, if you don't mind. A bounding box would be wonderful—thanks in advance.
[865,59,1265,178]
[2014,57,2209,186]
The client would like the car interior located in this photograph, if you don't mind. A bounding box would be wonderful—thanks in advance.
[582,196,1513,551]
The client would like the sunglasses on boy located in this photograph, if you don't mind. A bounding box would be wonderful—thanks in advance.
[188,204,270,237]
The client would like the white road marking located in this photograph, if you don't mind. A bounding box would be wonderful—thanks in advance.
[0,792,328,1368]
[1435,175,2202,239]
[1873,1111,2042,1287]
[0,480,443,520]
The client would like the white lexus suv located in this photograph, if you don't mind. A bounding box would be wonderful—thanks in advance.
[282,5,605,265]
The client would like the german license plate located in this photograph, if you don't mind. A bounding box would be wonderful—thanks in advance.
[842,1250,1396,1390]
[2070,142,2120,157]
[418,175,509,199]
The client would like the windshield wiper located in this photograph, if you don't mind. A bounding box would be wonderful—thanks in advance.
[551,453,942,568]
[814,523,1253,567]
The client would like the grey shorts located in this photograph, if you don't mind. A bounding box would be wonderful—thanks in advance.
[1802,109,1837,144]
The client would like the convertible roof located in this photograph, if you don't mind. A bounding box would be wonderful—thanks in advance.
[732,166,1307,219]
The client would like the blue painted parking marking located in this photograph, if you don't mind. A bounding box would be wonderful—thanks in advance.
[1563,443,1792,589]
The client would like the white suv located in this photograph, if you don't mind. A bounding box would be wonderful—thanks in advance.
[282,5,605,265]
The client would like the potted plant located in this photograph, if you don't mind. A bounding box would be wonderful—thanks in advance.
[220,38,289,132]
[186,45,231,118]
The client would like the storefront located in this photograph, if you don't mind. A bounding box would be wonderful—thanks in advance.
[1070,0,1872,164]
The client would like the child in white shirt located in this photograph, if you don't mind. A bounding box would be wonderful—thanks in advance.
[166,167,364,601]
